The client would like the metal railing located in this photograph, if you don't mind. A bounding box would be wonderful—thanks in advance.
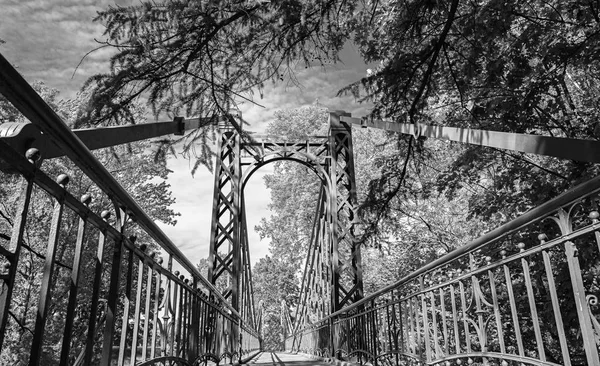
[0,53,260,365]
[288,174,600,365]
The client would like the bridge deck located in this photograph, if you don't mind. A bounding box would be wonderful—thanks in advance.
[252,352,329,366]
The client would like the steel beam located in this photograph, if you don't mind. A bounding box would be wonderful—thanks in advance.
[0,117,215,160]
[342,115,600,162]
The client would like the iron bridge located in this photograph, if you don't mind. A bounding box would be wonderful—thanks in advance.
[0,51,599,366]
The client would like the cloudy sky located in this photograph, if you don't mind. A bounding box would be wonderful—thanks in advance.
[0,0,372,270]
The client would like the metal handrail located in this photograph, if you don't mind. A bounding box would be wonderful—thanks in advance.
[0,53,236,315]
[325,171,600,319]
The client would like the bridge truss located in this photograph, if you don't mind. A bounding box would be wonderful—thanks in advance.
[207,111,365,329]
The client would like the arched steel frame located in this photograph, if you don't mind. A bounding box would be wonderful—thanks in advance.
[207,112,365,347]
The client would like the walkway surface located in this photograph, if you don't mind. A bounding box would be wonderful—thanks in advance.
[250,352,328,366]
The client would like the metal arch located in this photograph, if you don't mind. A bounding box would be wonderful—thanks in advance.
[241,153,331,191]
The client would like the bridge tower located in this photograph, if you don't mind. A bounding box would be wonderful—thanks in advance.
[207,111,363,320]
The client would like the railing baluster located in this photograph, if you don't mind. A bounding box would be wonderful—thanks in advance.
[503,263,524,358]
[117,247,134,366]
[84,210,110,366]
[450,284,459,355]
[439,287,448,358]
[130,255,145,365]
[150,267,161,360]
[100,209,126,366]
[521,256,545,361]
[177,280,185,356]
[59,194,90,366]
[541,248,571,365]
[429,291,438,360]
[459,280,471,355]
[30,174,68,365]
[397,299,403,365]
[487,269,505,355]
[142,259,154,360]
[0,168,35,352]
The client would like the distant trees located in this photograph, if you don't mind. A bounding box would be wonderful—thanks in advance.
[252,256,299,350]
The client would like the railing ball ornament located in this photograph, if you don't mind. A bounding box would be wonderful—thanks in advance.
[590,210,600,222]
[456,359,462,365]
[501,361,508,366]
[485,256,492,264]
[81,194,92,205]
[101,210,111,220]
[517,242,526,252]
[56,173,69,186]
[25,147,40,163]
[500,249,507,259]
[140,244,147,252]
[157,256,163,265]
[538,233,547,242]
[467,358,473,364]
[174,270,180,276]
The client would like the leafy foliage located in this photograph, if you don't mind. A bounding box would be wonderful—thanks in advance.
[252,256,299,350]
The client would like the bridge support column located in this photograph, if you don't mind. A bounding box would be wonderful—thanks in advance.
[328,111,364,313]
[208,119,242,353]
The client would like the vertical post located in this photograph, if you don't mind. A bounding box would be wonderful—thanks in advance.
[60,194,91,366]
[208,113,242,355]
[328,111,364,311]
[30,173,68,365]
[100,207,127,366]
[208,118,242,309]
[188,278,200,363]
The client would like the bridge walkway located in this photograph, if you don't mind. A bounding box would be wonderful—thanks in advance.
[251,352,330,366]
